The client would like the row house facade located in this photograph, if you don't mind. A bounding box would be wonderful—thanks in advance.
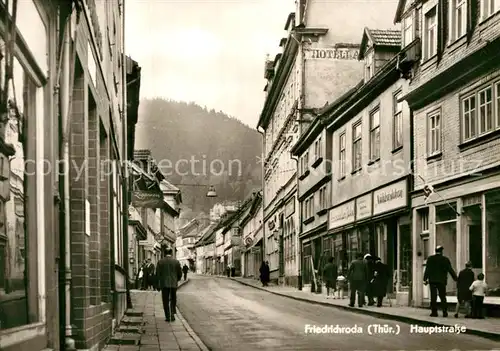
[241,193,263,279]
[394,0,500,306]
[128,156,182,287]
[195,192,261,277]
[195,224,217,274]
[292,25,414,302]
[1,1,139,350]
[257,0,400,287]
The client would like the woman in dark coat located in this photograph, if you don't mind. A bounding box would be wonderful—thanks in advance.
[455,262,474,318]
[372,257,390,307]
[259,261,270,286]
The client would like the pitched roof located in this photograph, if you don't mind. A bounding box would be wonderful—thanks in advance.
[369,29,401,46]
[359,27,401,60]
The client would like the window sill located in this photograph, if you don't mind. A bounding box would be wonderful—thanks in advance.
[367,158,380,166]
[479,11,500,29]
[317,208,328,216]
[459,128,500,151]
[421,54,437,72]
[303,216,314,225]
[338,175,346,182]
[392,145,403,154]
[298,170,310,180]
[446,34,467,54]
[312,157,323,169]
[426,152,442,162]
[351,168,362,175]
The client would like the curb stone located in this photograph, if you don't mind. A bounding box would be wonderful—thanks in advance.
[177,278,211,350]
[227,277,500,343]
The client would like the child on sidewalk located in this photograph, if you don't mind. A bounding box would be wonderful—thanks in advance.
[469,273,488,319]
[336,272,347,299]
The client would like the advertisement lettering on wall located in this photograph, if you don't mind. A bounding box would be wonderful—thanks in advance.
[373,179,408,216]
[328,200,355,230]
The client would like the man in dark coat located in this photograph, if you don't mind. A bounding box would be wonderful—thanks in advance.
[455,261,474,318]
[347,253,369,307]
[182,264,189,281]
[372,257,390,307]
[364,254,376,306]
[156,248,182,322]
[424,245,458,317]
[322,257,338,299]
[259,261,270,286]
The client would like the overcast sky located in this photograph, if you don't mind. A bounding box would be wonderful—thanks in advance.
[125,0,293,128]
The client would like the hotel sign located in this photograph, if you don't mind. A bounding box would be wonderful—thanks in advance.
[305,47,359,60]
[373,179,408,216]
[328,200,355,230]
[356,194,372,221]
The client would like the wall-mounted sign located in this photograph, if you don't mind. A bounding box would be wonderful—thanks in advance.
[305,47,359,60]
[285,197,295,218]
[373,179,408,216]
[328,200,355,230]
[132,190,164,208]
[245,237,253,246]
[356,194,372,221]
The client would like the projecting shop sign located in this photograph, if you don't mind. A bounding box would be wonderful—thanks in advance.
[132,190,164,208]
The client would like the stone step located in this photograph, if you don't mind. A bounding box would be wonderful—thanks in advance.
[107,333,141,345]
[125,309,144,317]
[116,325,142,334]
[121,317,144,326]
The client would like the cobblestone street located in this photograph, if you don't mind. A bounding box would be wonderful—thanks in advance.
[176,275,500,351]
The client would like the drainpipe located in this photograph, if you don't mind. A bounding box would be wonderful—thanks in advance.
[408,105,415,305]
[257,127,266,263]
[57,4,79,349]
[121,0,133,310]
[291,155,302,290]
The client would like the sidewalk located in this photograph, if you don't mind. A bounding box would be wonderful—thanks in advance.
[103,279,208,351]
[228,276,500,341]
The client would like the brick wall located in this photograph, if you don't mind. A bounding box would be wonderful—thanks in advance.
[409,5,500,95]
[413,69,500,189]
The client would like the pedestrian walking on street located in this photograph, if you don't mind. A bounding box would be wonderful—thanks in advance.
[226,264,231,277]
[259,261,270,286]
[322,257,338,299]
[347,253,369,307]
[469,273,488,319]
[423,245,458,317]
[144,259,156,290]
[364,254,376,306]
[182,264,189,281]
[371,257,390,307]
[156,247,182,322]
[141,261,148,290]
[137,267,144,289]
[455,261,474,318]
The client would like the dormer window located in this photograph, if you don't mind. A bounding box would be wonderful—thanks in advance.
[364,51,374,80]
[403,14,414,47]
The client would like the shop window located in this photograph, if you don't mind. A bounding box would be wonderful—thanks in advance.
[486,191,500,296]
[348,231,359,263]
[0,52,42,330]
[435,203,458,295]
[419,208,429,233]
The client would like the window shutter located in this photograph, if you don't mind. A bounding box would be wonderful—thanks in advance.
[437,0,448,62]
[466,0,478,42]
